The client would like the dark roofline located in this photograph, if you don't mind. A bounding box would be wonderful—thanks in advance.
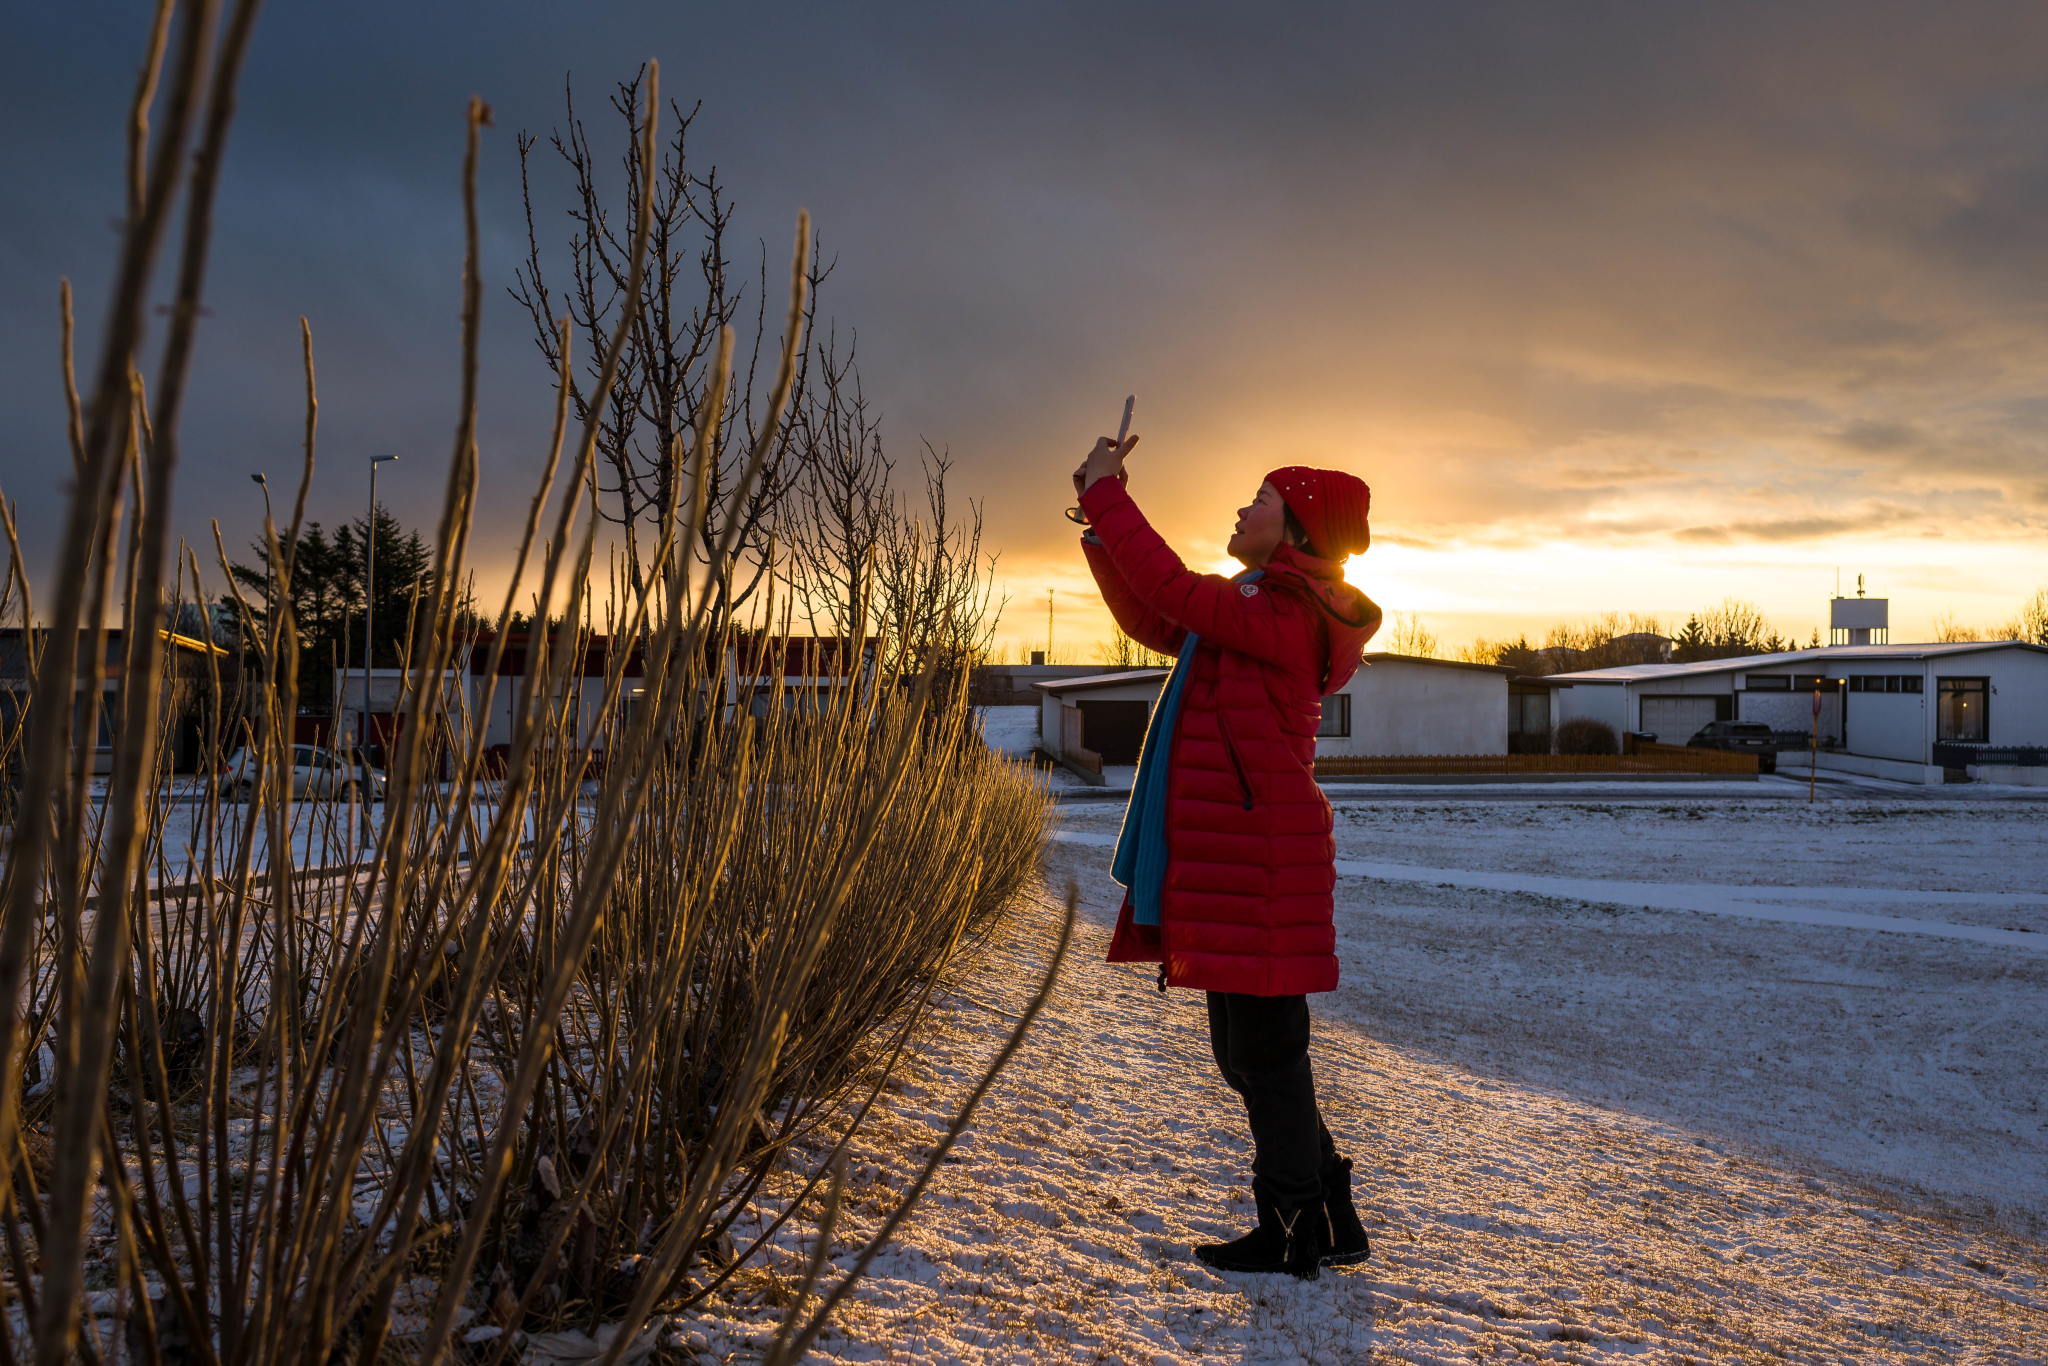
[975,663,1113,677]
[1362,652,1516,675]
[1032,668,1172,694]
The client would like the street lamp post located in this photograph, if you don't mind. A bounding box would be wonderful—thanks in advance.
[362,455,398,841]
[251,473,272,622]
[227,471,275,866]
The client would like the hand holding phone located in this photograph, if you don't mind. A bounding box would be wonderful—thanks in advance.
[1066,395,1136,524]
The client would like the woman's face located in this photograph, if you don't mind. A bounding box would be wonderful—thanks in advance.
[1228,481,1291,567]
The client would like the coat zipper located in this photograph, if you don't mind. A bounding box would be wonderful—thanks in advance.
[1217,713,1255,811]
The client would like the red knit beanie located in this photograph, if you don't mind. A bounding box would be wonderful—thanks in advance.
[1263,466,1371,559]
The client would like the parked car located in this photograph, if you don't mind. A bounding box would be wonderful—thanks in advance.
[217,744,386,800]
[1685,720,1778,773]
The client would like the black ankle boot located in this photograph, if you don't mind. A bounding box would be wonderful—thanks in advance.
[1194,1194,1283,1273]
[1279,1201,1326,1280]
[1318,1154,1371,1266]
[1194,1194,1326,1280]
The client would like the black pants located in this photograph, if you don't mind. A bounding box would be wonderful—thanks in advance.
[1207,991,1338,1211]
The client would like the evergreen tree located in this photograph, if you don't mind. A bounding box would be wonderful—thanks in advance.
[1489,633,1544,675]
[1672,614,1707,661]
[230,503,445,710]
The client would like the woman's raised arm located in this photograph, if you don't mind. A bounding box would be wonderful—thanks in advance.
[1078,478,1309,668]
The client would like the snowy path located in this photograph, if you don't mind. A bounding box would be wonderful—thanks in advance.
[672,884,2042,1365]
[1049,830,2048,949]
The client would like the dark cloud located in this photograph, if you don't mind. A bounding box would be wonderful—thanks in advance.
[1832,420,1924,453]
[7,1,2048,637]
[1672,504,1924,544]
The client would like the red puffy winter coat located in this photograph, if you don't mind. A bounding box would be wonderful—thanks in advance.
[1078,478,1382,996]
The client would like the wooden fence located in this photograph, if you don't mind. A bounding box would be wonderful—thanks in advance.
[1315,742,1757,778]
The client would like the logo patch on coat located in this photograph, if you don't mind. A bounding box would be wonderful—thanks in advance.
[1239,583,1260,597]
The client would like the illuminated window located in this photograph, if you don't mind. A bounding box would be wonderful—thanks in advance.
[1936,677,1987,744]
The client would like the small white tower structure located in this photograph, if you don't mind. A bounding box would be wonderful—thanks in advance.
[1829,574,1888,646]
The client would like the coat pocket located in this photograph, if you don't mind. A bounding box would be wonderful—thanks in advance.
[1216,712,1255,811]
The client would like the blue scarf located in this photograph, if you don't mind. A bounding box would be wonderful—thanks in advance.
[1111,569,1261,925]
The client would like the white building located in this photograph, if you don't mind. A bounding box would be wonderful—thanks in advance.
[1030,652,1516,782]
[332,633,876,762]
[1033,669,1170,783]
[1537,641,2048,784]
[1314,653,1514,759]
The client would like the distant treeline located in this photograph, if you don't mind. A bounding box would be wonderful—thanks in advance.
[1456,600,1794,675]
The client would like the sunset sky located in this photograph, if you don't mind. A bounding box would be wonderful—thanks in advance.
[7,3,2048,657]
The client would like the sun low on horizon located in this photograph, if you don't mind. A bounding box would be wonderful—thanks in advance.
[989,401,2048,663]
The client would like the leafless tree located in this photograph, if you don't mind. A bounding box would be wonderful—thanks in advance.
[1930,610,1982,643]
[515,71,1008,682]
[779,339,1005,692]
[512,71,824,620]
[779,329,891,643]
[1999,586,2048,645]
[1094,625,1172,669]
[1384,610,1441,659]
[873,443,1005,683]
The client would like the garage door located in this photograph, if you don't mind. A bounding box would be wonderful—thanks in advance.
[1639,695,1719,744]
[1078,700,1151,765]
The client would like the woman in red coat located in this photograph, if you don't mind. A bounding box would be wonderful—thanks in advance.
[1072,434,1382,1280]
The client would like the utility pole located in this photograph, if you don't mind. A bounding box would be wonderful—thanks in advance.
[1046,589,1054,663]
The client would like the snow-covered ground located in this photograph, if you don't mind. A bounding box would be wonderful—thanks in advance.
[1046,765,1137,796]
[669,794,2043,1364]
[975,706,1041,760]
[68,778,547,883]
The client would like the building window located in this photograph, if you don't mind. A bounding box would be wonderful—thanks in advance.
[1508,691,1550,735]
[1936,678,1987,743]
[746,686,831,718]
[72,694,117,750]
[1318,694,1351,738]
[1745,674,1790,691]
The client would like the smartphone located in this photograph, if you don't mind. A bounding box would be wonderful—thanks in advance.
[1066,394,1136,525]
